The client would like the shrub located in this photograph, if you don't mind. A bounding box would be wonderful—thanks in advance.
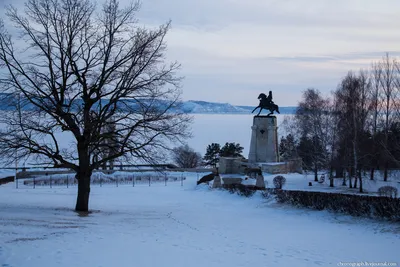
[273,176,286,189]
[223,184,256,197]
[274,190,400,221]
[378,186,398,198]
[0,176,14,185]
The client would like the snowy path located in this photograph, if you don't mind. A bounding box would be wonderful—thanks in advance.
[0,179,399,267]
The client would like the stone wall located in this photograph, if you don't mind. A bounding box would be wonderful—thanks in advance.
[219,157,302,175]
[218,157,248,174]
[260,158,302,174]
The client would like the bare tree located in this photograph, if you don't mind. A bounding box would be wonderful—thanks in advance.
[368,62,383,180]
[326,95,339,187]
[171,145,202,168]
[295,88,330,181]
[379,54,398,181]
[0,0,191,211]
[335,71,372,193]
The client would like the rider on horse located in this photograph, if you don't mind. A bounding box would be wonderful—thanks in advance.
[266,91,274,106]
[252,91,280,116]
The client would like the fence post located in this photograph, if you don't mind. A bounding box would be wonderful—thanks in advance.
[132,174,135,187]
[149,176,151,187]
[116,175,118,187]
[165,173,167,186]
[15,166,18,189]
[181,173,183,186]
[66,175,69,188]
[33,176,35,189]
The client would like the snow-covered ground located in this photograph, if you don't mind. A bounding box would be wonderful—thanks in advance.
[12,169,400,197]
[1,173,399,267]
[264,171,400,197]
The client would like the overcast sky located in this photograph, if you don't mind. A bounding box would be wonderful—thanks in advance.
[2,0,400,106]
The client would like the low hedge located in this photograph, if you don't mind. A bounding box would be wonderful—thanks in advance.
[0,176,14,185]
[222,184,264,197]
[274,190,400,221]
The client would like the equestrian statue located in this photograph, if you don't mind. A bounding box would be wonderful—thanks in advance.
[252,91,280,116]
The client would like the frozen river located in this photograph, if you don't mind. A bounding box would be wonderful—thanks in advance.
[189,114,288,156]
[0,113,289,166]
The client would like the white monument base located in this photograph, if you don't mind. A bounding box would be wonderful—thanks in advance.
[212,174,222,188]
[248,116,279,163]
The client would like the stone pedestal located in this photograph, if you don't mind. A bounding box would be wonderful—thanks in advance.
[248,116,279,163]
[219,157,247,174]
[212,174,222,188]
[255,174,266,189]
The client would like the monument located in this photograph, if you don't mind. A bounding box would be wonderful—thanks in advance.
[248,91,280,163]
[217,90,301,176]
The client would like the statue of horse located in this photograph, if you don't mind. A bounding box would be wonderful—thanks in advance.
[252,93,280,116]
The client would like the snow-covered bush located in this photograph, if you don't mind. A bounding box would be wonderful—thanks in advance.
[273,176,286,189]
[223,184,256,197]
[378,186,398,198]
[260,189,275,199]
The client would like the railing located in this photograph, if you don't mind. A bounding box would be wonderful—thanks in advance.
[20,173,187,189]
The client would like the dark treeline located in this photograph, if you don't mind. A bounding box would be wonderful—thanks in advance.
[281,54,400,192]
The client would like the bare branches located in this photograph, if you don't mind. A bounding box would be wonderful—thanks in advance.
[0,0,191,172]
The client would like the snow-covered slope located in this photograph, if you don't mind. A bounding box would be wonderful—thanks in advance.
[0,93,296,114]
[180,100,250,114]
[180,101,296,114]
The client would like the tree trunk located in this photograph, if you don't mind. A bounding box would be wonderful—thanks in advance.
[342,171,346,186]
[75,146,92,212]
[75,172,91,212]
[314,164,318,182]
[329,166,334,187]
[370,168,374,180]
[353,173,358,188]
[348,170,353,188]
[383,162,388,182]
[359,170,363,193]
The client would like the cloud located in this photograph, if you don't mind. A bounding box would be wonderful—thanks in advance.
[2,0,399,106]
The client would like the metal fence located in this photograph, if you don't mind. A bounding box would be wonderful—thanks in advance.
[19,173,187,189]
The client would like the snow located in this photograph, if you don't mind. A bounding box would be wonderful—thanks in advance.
[0,169,16,178]
[264,172,400,197]
[180,100,250,114]
[1,173,399,267]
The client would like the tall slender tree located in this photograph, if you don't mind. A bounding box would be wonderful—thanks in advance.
[295,88,329,181]
[369,62,383,180]
[379,54,398,181]
[334,71,372,192]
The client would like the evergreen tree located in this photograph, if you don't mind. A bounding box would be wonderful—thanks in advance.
[297,136,314,170]
[220,142,244,158]
[279,136,287,159]
[279,134,298,160]
[203,143,221,167]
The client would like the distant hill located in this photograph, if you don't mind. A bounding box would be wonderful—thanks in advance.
[180,100,296,114]
[0,94,297,114]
